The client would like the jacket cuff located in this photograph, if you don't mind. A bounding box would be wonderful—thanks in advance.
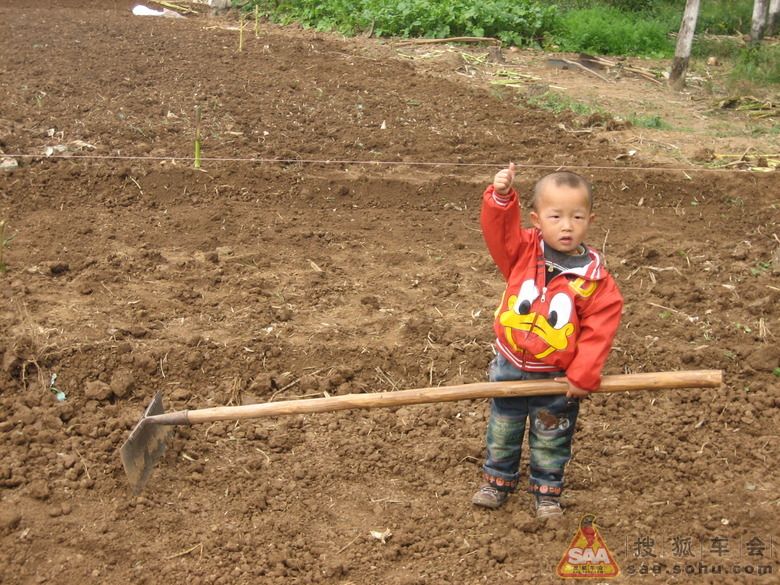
[567,372,601,392]
[485,185,516,207]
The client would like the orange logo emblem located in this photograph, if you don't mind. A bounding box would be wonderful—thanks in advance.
[556,515,620,579]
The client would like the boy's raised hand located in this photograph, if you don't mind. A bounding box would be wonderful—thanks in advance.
[493,162,516,195]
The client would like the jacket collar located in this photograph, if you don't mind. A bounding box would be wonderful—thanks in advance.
[537,231,607,281]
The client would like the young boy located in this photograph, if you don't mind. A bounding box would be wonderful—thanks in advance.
[473,163,623,518]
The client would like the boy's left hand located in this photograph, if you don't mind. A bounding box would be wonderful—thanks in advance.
[554,377,591,399]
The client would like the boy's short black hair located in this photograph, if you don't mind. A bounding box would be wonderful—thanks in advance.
[533,172,593,211]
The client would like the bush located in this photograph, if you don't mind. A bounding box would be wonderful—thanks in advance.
[556,7,674,57]
[367,0,557,46]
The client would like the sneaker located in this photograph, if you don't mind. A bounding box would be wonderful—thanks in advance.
[535,496,563,518]
[472,485,509,509]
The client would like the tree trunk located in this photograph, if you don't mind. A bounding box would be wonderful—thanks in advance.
[751,0,769,44]
[669,0,701,90]
[768,0,780,36]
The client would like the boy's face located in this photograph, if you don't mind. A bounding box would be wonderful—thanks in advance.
[530,184,594,255]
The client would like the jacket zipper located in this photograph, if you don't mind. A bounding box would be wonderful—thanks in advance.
[521,283,548,370]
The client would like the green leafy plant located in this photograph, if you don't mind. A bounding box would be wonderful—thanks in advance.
[243,0,557,47]
[773,367,780,378]
[751,260,773,275]
[0,219,18,274]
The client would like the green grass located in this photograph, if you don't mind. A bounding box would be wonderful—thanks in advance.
[523,91,603,116]
[628,114,673,130]
[622,0,756,36]
[691,36,744,59]
[693,0,754,35]
[523,92,676,131]
[554,6,674,57]
[731,45,780,86]
[552,0,663,11]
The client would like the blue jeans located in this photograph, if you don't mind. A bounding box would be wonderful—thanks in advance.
[481,353,580,497]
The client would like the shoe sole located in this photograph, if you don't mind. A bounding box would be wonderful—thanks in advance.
[536,508,563,518]
[472,497,506,510]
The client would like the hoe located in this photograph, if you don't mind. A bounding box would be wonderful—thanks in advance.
[121,369,722,494]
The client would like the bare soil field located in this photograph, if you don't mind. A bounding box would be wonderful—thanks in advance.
[1,1,778,584]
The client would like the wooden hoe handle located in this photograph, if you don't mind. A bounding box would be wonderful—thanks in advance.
[148,370,722,426]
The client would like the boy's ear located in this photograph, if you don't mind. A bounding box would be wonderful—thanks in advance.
[530,211,541,230]
[588,213,595,227]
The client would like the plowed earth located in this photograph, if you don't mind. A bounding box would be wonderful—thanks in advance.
[1,1,778,584]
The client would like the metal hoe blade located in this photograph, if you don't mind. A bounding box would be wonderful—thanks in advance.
[120,392,174,495]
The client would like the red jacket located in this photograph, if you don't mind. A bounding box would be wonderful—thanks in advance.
[481,186,623,391]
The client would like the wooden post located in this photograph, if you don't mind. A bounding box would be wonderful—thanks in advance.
[751,0,769,45]
[669,0,701,91]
